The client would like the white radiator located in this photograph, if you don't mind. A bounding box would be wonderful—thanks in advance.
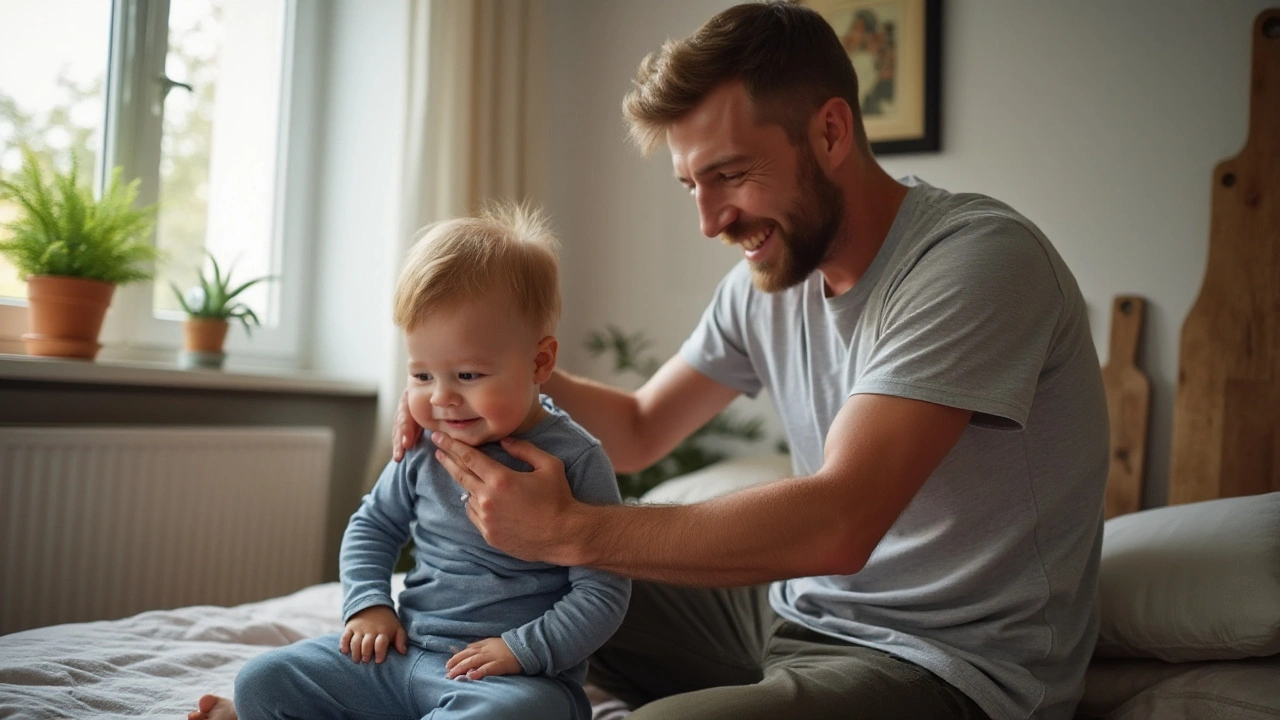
[0,426,333,635]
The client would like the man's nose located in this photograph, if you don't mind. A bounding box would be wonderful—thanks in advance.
[696,187,736,239]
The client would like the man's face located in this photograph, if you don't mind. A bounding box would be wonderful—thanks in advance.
[668,82,844,292]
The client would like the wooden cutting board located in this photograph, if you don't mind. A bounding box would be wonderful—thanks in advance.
[1169,9,1280,504]
[1102,296,1149,518]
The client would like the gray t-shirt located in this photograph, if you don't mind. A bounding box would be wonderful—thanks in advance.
[680,178,1108,720]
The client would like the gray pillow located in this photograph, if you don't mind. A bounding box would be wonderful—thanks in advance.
[1103,657,1280,720]
[1096,491,1280,662]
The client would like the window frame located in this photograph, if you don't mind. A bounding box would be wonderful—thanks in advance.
[0,0,318,367]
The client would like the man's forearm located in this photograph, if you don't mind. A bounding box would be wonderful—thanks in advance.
[556,474,870,586]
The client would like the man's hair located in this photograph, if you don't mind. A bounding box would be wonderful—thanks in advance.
[393,202,560,336]
[622,1,866,155]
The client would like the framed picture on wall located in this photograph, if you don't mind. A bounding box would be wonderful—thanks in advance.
[802,0,941,154]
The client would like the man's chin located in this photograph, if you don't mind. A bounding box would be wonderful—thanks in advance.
[749,264,805,293]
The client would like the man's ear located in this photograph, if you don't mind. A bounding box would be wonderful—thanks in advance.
[811,96,856,170]
[533,336,558,383]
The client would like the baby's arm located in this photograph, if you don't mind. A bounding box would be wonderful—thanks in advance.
[339,453,420,646]
[499,446,631,677]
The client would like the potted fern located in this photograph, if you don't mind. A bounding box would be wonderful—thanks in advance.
[0,150,159,359]
[171,253,273,369]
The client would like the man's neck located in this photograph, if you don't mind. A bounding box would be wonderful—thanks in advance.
[820,164,909,297]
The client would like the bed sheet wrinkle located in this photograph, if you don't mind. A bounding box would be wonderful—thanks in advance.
[0,581,353,719]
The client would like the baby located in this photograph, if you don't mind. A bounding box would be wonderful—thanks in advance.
[190,203,629,720]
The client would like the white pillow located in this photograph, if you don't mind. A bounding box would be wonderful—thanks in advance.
[1096,491,1280,662]
[639,454,793,505]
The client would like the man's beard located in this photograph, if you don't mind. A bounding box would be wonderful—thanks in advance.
[724,147,845,293]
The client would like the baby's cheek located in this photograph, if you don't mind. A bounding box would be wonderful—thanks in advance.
[406,398,439,434]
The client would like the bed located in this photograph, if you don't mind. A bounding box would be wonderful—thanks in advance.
[1,452,1276,719]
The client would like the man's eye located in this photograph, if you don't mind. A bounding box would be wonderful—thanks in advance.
[720,172,744,183]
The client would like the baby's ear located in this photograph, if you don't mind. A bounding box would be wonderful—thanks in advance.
[533,336,558,383]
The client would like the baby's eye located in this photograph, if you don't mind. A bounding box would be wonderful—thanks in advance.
[457,372,482,381]
[413,373,432,382]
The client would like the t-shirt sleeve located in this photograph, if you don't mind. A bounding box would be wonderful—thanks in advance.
[853,217,1064,430]
[678,261,763,398]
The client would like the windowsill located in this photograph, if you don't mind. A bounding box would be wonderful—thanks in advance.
[0,353,378,397]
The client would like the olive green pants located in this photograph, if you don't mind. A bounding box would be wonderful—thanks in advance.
[588,582,990,720]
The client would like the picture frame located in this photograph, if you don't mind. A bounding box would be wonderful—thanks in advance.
[802,0,941,154]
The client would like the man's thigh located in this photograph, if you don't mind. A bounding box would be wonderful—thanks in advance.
[587,581,774,708]
[626,620,989,720]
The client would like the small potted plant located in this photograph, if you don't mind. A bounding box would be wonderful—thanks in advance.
[0,149,160,360]
[171,253,273,369]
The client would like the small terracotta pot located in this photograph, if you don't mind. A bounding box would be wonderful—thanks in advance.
[21,275,116,360]
[183,318,230,353]
[179,318,230,370]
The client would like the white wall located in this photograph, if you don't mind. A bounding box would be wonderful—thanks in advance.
[541,0,1272,507]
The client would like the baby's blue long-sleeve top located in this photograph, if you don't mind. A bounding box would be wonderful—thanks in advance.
[339,396,630,684]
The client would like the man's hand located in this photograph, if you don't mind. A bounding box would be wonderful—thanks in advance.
[444,637,522,680]
[433,432,578,564]
[340,605,408,664]
[392,389,422,462]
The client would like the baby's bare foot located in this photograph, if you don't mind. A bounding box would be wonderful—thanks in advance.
[187,694,237,720]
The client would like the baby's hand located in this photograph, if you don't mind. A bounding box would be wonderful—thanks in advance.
[340,605,408,664]
[445,637,522,680]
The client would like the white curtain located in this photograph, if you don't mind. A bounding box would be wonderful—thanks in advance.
[368,0,548,480]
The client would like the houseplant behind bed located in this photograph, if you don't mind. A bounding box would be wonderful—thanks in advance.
[0,149,159,360]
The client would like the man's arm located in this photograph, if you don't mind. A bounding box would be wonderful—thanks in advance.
[541,356,739,473]
[438,391,971,586]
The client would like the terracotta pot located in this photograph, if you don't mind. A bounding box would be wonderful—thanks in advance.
[21,275,116,360]
[183,318,230,353]
[179,319,230,370]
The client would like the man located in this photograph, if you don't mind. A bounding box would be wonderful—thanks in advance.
[395,3,1108,718]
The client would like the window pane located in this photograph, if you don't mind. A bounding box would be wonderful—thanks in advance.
[0,0,111,302]
[152,0,286,321]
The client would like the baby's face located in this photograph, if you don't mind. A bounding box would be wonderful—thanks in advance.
[405,298,552,447]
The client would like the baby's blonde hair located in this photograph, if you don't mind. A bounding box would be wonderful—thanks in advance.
[393,202,561,336]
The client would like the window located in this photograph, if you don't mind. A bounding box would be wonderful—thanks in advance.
[152,0,285,317]
[0,0,317,365]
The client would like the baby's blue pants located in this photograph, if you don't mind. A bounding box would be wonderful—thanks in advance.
[233,632,589,720]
